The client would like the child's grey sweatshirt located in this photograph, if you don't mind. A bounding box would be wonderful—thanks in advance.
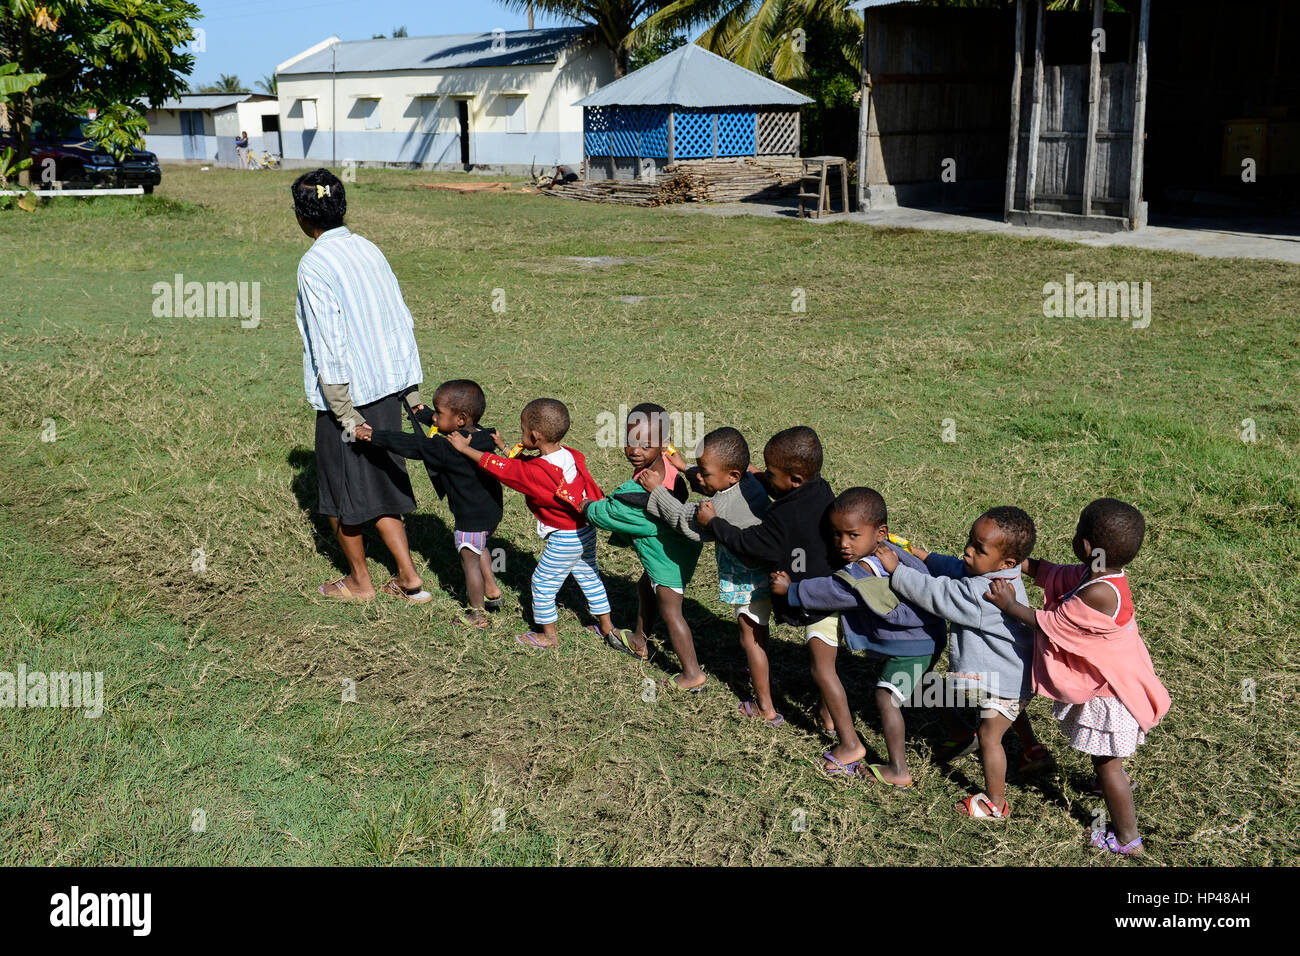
[888,552,1034,701]
[645,473,768,553]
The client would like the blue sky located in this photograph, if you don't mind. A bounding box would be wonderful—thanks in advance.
[189,0,580,91]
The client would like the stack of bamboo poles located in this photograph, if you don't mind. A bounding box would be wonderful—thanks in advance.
[545,157,804,207]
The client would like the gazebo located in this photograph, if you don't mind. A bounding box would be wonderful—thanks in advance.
[574,43,812,181]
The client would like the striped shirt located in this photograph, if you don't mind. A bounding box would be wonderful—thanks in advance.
[295,226,423,410]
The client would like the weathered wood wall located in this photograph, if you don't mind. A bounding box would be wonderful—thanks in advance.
[863,7,1013,188]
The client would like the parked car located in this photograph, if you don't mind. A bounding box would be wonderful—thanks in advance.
[0,115,161,192]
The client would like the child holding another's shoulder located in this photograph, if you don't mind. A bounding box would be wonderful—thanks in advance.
[875,507,1049,819]
[639,427,779,721]
[985,498,1169,856]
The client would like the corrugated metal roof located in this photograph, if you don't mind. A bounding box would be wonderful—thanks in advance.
[154,93,272,111]
[574,43,811,108]
[846,0,921,9]
[279,27,589,76]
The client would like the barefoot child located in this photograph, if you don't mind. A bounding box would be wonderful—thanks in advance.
[771,487,945,787]
[695,427,849,768]
[985,498,1169,855]
[446,398,619,649]
[876,507,1049,818]
[638,427,780,722]
[581,404,705,690]
[357,379,505,627]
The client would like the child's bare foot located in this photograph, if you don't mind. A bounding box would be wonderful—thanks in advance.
[663,673,707,692]
[460,609,489,629]
[516,631,558,649]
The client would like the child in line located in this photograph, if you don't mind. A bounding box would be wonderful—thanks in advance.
[986,498,1169,855]
[771,487,946,787]
[695,427,846,762]
[447,398,618,649]
[637,427,779,722]
[358,379,504,627]
[875,507,1049,818]
[582,405,705,690]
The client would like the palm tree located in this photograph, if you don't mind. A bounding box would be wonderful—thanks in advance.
[256,73,276,95]
[197,73,243,93]
[494,1,673,77]
[637,1,860,84]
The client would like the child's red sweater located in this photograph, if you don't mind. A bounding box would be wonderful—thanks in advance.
[477,447,603,531]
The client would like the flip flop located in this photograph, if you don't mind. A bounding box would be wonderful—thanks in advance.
[860,764,915,790]
[954,792,1010,819]
[1090,829,1144,855]
[596,626,649,660]
[318,578,364,601]
[1018,743,1056,774]
[660,676,706,694]
[459,611,490,629]
[484,596,504,612]
[380,579,433,604]
[515,631,554,648]
[738,699,785,727]
[822,751,861,776]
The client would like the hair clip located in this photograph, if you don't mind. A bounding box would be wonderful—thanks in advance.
[316,184,330,198]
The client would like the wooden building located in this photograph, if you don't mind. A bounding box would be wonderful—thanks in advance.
[851,0,1298,231]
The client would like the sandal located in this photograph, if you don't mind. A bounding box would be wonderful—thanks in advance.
[594,626,649,660]
[317,578,364,601]
[822,751,861,777]
[515,631,555,648]
[380,579,433,604]
[1090,829,1144,855]
[660,676,706,694]
[1018,743,1056,774]
[738,699,785,727]
[954,792,1010,819]
[860,764,915,790]
[459,610,490,629]
[935,731,978,763]
[484,596,504,612]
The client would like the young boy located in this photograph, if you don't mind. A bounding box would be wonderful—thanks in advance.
[357,379,504,627]
[694,427,847,762]
[446,398,618,649]
[637,427,780,723]
[581,404,705,690]
[874,506,1050,818]
[771,487,945,787]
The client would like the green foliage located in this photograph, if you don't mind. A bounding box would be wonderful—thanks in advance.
[629,30,686,71]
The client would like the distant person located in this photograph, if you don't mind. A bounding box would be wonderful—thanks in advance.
[290,168,432,604]
[235,130,249,169]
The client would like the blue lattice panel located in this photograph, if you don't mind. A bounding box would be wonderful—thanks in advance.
[584,106,610,157]
[716,110,756,156]
[674,110,714,159]
[641,109,670,159]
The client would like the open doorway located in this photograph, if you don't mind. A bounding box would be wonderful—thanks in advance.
[457,100,470,165]
[260,113,281,157]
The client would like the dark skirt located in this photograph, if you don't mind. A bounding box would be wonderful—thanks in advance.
[315,393,416,525]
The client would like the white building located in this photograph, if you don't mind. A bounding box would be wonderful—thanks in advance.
[275,27,613,172]
[144,93,280,165]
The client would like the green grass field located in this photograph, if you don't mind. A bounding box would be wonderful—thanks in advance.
[1,165,1296,865]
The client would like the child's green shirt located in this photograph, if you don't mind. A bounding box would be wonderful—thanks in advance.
[584,479,703,589]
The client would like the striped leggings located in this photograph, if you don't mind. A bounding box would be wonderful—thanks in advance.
[531,527,611,626]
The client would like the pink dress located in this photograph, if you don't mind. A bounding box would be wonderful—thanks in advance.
[1033,563,1171,758]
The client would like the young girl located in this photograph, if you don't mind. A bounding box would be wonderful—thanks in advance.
[986,498,1170,856]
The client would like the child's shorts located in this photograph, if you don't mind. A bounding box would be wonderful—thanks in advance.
[804,615,841,647]
[650,580,685,596]
[733,596,771,627]
[952,684,1030,721]
[873,652,938,706]
[454,529,490,554]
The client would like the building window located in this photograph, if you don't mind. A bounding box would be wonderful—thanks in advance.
[301,99,317,130]
[362,99,380,130]
[505,96,526,134]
